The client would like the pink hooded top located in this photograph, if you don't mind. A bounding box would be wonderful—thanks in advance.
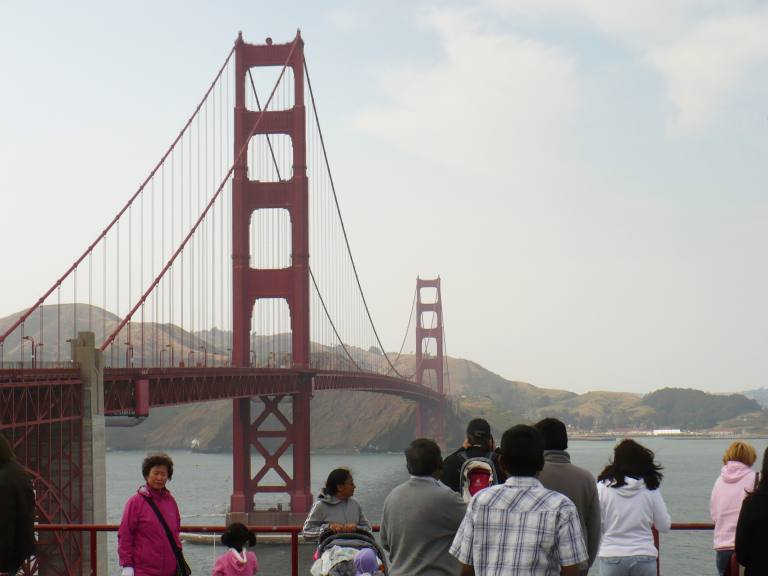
[118,485,182,576]
[710,461,757,550]
[211,549,258,576]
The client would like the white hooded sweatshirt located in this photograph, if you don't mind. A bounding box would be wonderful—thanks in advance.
[597,477,671,558]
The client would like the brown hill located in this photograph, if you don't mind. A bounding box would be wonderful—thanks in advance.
[5,304,766,451]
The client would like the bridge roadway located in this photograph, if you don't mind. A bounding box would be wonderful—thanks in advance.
[1,366,443,417]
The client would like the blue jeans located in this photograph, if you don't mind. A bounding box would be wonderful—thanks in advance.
[716,549,733,576]
[600,556,657,576]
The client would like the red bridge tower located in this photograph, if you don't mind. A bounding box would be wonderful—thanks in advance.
[230,32,313,517]
[415,277,446,446]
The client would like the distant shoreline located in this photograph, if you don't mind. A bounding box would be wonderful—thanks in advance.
[571,434,768,441]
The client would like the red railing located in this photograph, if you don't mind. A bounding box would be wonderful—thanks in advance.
[38,522,734,576]
[37,524,379,576]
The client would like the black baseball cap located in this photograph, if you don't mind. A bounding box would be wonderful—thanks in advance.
[466,418,491,438]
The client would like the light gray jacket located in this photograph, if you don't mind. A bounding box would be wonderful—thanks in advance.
[301,492,371,541]
[538,450,601,568]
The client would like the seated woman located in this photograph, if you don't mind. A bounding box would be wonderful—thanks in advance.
[302,468,371,541]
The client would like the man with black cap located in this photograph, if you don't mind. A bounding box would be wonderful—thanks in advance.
[441,418,505,494]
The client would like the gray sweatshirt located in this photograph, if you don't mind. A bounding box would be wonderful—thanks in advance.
[301,492,371,541]
[537,450,601,568]
[380,476,467,576]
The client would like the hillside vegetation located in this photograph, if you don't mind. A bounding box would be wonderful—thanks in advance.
[3,305,765,452]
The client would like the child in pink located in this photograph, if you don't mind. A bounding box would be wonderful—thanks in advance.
[212,523,259,576]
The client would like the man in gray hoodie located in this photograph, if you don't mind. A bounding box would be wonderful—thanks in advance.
[381,438,467,576]
[534,418,601,576]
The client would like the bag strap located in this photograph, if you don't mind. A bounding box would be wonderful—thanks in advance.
[142,495,183,560]
[755,471,760,492]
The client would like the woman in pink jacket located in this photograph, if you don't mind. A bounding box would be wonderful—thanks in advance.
[212,523,258,576]
[710,441,757,576]
[118,453,182,576]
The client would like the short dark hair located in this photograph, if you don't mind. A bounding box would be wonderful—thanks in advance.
[499,425,544,477]
[221,522,256,551]
[405,438,442,476]
[323,468,351,497]
[466,418,491,447]
[142,453,174,480]
[534,418,568,451]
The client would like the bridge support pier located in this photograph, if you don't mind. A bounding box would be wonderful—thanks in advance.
[230,375,313,521]
[71,332,107,576]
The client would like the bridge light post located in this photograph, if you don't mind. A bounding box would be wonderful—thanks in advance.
[160,344,171,368]
[125,343,134,368]
[198,345,207,367]
[22,335,35,368]
[188,350,195,367]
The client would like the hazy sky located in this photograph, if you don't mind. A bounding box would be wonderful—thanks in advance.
[2,1,768,395]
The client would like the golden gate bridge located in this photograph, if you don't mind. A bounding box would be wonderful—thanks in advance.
[0,32,449,576]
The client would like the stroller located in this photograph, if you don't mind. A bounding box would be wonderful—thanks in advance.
[309,528,389,576]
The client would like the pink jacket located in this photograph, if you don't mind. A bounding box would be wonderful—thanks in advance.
[710,461,757,550]
[118,485,182,576]
[212,549,258,576]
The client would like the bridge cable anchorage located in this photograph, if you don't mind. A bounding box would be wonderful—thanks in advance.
[101,38,300,352]
[0,44,237,348]
[308,266,363,371]
[304,56,412,379]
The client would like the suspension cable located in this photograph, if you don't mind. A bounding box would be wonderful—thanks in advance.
[304,56,408,378]
[309,266,363,371]
[101,37,299,351]
[0,43,237,347]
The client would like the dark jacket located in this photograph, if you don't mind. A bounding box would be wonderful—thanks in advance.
[441,445,506,493]
[736,491,768,576]
[0,460,36,572]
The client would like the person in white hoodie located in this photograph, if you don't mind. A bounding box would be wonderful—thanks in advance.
[596,439,671,576]
[710,441,757,576]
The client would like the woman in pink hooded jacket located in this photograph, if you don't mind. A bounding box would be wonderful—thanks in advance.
[710,441,758,576]
[212,523,258,576]
[118,453,182,576]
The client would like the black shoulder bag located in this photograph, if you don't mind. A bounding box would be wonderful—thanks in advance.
[141,496,191,576]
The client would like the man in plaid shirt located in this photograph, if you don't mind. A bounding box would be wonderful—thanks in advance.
[450,425,587,576]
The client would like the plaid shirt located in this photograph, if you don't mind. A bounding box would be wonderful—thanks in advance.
[450,476,587,576]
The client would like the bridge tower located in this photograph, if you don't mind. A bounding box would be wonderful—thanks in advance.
[415,277,446,446]
[230,32,313,517]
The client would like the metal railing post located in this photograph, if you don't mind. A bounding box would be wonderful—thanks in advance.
[291,531,299,576]
[90,530,98,576]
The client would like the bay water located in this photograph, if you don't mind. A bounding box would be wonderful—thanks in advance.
[105,438,765,576]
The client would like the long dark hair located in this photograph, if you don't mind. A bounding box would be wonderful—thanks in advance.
[321,468,350,498]
[598,439,664,490]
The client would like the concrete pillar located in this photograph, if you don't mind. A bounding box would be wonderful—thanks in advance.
[72,332,107,576]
